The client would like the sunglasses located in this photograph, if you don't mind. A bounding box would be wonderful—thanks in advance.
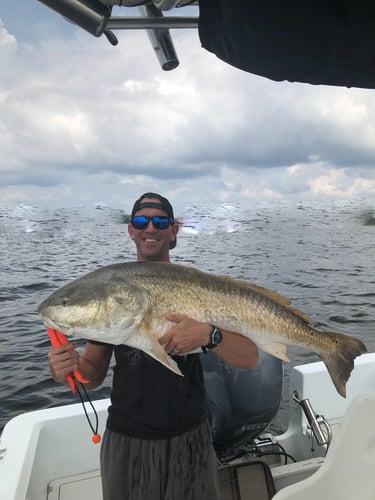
[131,215,172,230]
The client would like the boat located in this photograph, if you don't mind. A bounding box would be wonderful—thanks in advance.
[37,0,375,88]
[1,350,375,499]
[2,2,374,499]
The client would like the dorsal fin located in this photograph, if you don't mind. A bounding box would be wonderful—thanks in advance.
[218,275,311,324]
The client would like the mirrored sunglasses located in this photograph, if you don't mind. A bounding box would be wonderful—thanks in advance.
[131,215,171,230]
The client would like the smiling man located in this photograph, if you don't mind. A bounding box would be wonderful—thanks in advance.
[48,192,259,500]
[128,193,178,262]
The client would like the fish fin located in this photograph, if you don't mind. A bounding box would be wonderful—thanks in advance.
[249,284,311,323]
[318,332,367,398]
[219,275,311,323]
[127,330,183,377]
[259,343,290,362]
[218,275,292,306]
[147,344,183,377]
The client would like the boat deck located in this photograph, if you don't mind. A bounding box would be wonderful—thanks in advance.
[2,353,375,500]
[47,462,278,500]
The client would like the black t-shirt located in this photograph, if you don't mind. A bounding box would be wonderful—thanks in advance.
[106,345,208,439]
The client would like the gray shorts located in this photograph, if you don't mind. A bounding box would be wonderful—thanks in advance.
[100,420,220,500]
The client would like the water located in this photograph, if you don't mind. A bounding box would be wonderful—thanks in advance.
[1,201,374,434]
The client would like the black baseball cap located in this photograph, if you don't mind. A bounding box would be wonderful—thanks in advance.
[131,192,177,249]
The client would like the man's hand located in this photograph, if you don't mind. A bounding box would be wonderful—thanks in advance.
[159,314,259,368]
[48,342,79,384]
[158,314,212,355]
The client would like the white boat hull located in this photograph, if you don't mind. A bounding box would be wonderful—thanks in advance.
[2,353,375,500]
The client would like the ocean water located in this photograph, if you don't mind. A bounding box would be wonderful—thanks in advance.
[1,201,374,434]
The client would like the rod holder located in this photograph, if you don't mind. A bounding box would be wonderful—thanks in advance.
[38,0,111,37]
[139,4,179,71]
[293,391,332,447]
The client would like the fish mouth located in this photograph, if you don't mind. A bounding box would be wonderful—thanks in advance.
[42,318,73,335]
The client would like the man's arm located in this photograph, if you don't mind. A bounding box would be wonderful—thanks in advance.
[159,314,259,369]
[48,342,113,390]
[210,329,259,368]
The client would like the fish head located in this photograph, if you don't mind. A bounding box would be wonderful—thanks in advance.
[38,278,149,345]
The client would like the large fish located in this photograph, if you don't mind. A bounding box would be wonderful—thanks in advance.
[38,261,367,397]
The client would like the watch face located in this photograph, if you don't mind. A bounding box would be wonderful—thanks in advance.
[212,328,223,345]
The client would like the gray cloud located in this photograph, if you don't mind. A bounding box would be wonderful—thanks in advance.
[0,9,374,210]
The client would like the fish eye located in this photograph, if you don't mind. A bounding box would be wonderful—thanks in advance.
[62,299,69,307]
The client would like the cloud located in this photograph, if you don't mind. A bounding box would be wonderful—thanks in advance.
[0,9,375,210]
[0,19,16,49]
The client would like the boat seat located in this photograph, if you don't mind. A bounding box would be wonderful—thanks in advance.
[273,393,375,500]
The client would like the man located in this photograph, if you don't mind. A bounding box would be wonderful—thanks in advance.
[48,192,259,500]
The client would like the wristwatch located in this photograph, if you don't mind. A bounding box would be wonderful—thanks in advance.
[202,326,223,353]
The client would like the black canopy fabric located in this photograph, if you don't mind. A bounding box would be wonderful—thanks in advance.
[198,0,375,89]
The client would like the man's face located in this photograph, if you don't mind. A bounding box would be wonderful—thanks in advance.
[128,199,178,262]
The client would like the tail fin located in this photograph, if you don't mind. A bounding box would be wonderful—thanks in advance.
[320,333,367,397]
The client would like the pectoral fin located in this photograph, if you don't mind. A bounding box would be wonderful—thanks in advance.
[259,342,290,362]
[127,332,183,377]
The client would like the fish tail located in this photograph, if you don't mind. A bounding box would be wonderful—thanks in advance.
[319,332,367,398]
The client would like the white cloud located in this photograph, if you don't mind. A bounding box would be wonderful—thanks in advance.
[0,9,374,210]
[310,168,375,198]
[0,19,16,49]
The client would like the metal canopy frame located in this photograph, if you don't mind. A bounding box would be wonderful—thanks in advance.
[38,0,199,70]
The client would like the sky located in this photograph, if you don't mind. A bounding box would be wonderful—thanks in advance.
[1,3,375,214]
